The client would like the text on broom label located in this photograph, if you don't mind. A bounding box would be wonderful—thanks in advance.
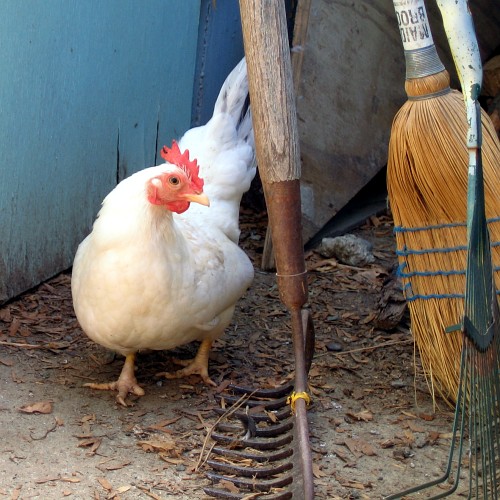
[394,0,432,48]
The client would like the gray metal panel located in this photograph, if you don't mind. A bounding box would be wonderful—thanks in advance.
[0,1,201,302]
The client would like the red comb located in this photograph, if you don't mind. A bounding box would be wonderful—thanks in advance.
[161,141,204,192]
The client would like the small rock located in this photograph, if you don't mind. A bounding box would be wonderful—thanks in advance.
[317,234,375,266]
[391,379,406,388]
[326,341,343,352]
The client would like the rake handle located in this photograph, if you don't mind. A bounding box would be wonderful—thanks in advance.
[239,0,307,312]
[239,1,313,498]
[239,0,301,185]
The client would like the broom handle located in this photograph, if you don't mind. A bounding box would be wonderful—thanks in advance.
[435,0,482,229]
[436,0,482,148]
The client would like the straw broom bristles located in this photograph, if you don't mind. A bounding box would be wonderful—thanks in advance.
[388,67,500,405]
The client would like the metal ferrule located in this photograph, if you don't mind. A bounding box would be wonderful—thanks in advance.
[404,44,445,79]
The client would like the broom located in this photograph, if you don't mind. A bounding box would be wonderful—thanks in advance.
[387,0,500,405]
[385,1,500,496]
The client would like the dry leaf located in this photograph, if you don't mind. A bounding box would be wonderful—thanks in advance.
[102,461,131,471]
[331,445,352,463]
[220,479,239,494]
[401,411,418,419]
[97,477,113,491]
[336,475,367,490]
[78,437,102,455]
[427,431,441,445]
[11,485,22,500]
[346,410,373,422]
[344,437,377,458]
[265,410,278,423]
[138,436,178,455]
[359,312,377,325]
[403,429,416,445]
[19,401,53,414]
[35,476,81,484]
[406,420,425,433]
[9,318,20,336]
[379,439,395,449]
[136,486,164,499]
[418,412,435,421]
[307,365,323,378]
[312,463,327,478]
[0,306,11,322]
[147,417,181,432]
[116,485,132,493]
[35,477,59,484]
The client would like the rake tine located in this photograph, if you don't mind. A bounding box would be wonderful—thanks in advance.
[212,406,291,423]
[210,445,293,463]
[214,418,294,438]
[225,385,295,399]
[205,471,293,492]
[210,432,293,451]
[203,487,292,500]
[206,459,293,479]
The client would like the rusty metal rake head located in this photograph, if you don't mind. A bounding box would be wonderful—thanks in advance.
[202,308,315,499]
[203,383,310,499]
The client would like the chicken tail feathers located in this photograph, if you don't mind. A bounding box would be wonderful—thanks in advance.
[213,58,249,121]
[211,57,256,180]
[177,57,256,243]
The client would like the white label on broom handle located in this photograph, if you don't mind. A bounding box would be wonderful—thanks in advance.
[393,0,433,51]
[392,0,444,79]
[436,0,482,150]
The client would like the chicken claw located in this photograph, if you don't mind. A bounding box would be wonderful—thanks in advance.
[84,353,145,406]
[157,339,216,387]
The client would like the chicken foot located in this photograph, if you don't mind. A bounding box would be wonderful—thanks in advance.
[84,353,145,407]
[157,338,216,387]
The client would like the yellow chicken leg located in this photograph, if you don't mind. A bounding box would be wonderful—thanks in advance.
[158,339,216,387]
[84,352,145,407]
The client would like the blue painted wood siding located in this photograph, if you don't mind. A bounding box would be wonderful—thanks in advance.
[0,1,206,302]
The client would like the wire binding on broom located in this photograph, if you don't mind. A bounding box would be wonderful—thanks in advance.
[396,245,467,255]
[394,216,500,233]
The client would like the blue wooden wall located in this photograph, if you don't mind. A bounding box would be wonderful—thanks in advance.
[0,1,244,303]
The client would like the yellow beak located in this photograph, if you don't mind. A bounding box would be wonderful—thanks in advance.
[184,192,210,207]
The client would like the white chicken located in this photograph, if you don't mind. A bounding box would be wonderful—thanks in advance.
[71,59,256,406]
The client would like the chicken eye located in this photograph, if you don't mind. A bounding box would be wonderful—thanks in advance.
[169,176,180,186]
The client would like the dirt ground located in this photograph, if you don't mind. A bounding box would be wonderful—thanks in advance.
[0,207,467,499]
